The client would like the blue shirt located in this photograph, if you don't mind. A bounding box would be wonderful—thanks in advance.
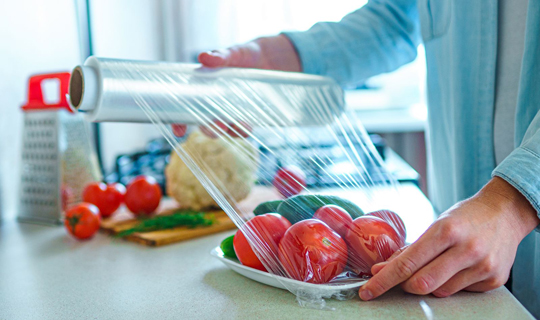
[284,0,540,316]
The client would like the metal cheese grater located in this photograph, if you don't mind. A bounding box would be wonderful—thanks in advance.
[18,72,102,225]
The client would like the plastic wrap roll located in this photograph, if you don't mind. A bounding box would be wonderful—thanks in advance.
[68,57,345,126]
[67,56,408,309]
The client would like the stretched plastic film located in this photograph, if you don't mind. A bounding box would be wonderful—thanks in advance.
[70,57,407,309]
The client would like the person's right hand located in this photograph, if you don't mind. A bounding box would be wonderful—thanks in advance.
[198,35,302,72]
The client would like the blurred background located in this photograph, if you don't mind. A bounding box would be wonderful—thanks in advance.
[0,0,427,221]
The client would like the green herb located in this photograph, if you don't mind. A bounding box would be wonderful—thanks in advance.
[116,210,215,238]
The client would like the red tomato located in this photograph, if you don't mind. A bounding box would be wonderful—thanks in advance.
[278,219,348,284]
[64,203,101,240]
[233,213,291,272]
[200,120,229,138]
[313,205,353,238]
[272,166,306,198]
[367,210,406,246]
[345,216,402,276]
[82,182,126,218]
[124,176,162,217]
[228,121,252,138]
[171,124,188,137]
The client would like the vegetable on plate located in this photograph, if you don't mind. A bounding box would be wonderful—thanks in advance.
[277,194,364,224]
[233,213,291,272]
[313,205,353,239]
[278,219,348,284]
[345,216,402,276]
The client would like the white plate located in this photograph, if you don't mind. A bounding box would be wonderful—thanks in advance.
[210,246,367,295]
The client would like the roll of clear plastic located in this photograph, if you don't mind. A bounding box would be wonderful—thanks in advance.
[70,57,407,309]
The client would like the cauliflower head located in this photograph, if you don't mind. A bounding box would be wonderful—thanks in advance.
[165,131,259,210]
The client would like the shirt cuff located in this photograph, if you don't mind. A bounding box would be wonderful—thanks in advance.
[492,146,540,231]
[281,31,325,76]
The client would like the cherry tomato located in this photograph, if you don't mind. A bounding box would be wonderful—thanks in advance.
[345,216,402,276]
[367,209,406,245]
[228,121,252,138]
[313,205,353,238]
[200,120,229,138]
[272,166,306,198]
[171,124,188,137]
[278,219,348,284]
[64,203,101,240]
[82,182,126,218]
[233,213,291,272]
[124,176,162,217]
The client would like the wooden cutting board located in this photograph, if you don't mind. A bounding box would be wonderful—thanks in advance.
[100,186,282,247]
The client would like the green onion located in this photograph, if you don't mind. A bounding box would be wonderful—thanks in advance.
[116,210,215,238]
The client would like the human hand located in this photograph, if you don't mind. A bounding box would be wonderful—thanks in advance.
[359,177,540,300]
[198,35,301,72]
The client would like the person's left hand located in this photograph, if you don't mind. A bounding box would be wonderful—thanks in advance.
[359,176,540,300]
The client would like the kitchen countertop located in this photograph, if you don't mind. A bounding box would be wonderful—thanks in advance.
[0,184,533,320]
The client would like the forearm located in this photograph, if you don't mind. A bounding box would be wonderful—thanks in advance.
[475,177,540,242]
[283,0,421,86]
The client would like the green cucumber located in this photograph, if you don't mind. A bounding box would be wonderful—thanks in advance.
[277,194,364,224]
[220,235,237,259]
[253,200,283,216]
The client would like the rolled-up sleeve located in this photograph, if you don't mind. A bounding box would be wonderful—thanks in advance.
[494,120,540,220]
[282,0,421,87]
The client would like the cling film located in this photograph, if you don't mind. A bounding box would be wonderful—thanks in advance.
[70,56,408,309]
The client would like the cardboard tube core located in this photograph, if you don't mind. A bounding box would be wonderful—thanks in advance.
[69,66,98,111]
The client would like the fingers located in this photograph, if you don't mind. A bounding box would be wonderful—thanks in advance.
[464,275,508,293]
[430,269,479,297]
[400,247,473,295]
[371,245,408,275]
[198,43,260,68]
[359,226,451,301]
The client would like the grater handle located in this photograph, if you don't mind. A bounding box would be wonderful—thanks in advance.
[22,72,73,112]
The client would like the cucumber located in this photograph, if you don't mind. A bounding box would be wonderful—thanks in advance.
[220,235,237,259]
[253,200,283,216]
[277,194,364,224]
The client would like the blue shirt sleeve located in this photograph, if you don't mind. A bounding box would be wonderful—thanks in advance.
[282,0,421,87]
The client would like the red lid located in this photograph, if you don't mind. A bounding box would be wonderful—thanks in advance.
[21,72,73,113]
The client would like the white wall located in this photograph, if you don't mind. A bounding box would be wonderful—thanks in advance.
[0,0,166,220]
[0,0,81,220]
[89,0,165,173]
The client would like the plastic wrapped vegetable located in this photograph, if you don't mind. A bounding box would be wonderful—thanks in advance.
[69,57,408,309]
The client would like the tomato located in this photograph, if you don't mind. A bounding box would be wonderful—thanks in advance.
[313,205,353,238]
[64,203,101,240]
[228,121,252,138]
[345,216,402,276]
[124,176,162,216]
[82,182,126,218]
[278,219,348,284]
[171,124,188,137]
[272,166,306,198]
[367,210,406,245]
[200,120,228,138]
[233,213,291,272]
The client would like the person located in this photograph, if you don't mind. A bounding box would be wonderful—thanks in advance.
[198,0,540,316]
